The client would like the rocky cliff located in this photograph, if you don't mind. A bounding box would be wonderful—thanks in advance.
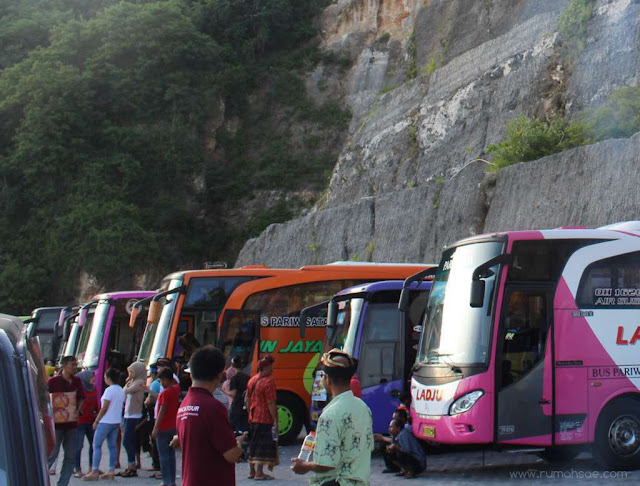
[237,0,640,266]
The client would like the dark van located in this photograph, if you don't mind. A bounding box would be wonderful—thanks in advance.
[0,314,55,485]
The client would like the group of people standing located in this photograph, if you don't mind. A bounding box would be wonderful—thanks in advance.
[47,345,413,486]
[46,356,184,485]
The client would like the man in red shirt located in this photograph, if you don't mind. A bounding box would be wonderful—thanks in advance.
[177,346,245,486]
[152,368,180,486]
[47,356,85,486]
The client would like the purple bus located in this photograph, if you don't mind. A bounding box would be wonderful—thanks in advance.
[76,291,155,394]
[303,279,432,433]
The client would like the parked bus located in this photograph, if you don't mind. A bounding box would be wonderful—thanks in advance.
[136,266,298,368]
[25,306,65,363]
[0,314,55,485]
[140,263,425,444]
[303,279,432,433]
[77,291,155,394]
[406,222,640,469]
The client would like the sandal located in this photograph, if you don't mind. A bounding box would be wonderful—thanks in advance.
[254,474,274,481]
[121,469,138,477]
[99,471,116,480]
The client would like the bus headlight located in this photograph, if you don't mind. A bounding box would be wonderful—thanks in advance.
[449,390,484,415]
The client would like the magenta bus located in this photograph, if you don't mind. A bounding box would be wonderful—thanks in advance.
[77,291,155,394]
[406,222,640,469]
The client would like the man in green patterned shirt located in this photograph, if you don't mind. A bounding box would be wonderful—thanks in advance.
[291,350,373,486]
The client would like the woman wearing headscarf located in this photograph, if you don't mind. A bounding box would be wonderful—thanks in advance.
[121,362,148,477]
[74,370,98,478]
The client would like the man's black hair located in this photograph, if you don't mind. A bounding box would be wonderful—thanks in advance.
[60,355,76,366]
[393,409,409,421]
[390,418,405,429]
[105,367,120,383]
[322,361,354,386]
[158,367,174,381]
[188,345,225,382]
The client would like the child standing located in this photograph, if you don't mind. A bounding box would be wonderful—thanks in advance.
[82,368,125,481]
[152,368,180,486]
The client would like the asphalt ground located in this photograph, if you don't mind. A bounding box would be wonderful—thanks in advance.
[57,438,637,486]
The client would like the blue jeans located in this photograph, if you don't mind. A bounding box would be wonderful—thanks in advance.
[156,429,176,486]
[92,422,120,471]
[123,417,141,467]
[48,428,77,486]
[75,423,94,471]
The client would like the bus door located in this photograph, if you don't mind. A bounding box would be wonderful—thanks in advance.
[219,310,261,373]
[357,300,403,433]
[359,289,429,433]
[496,286,553,444]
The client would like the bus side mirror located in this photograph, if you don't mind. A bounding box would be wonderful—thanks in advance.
[327,301,338,329]
[299,308,310,339]
[148,300,162,325]
[78,307,88,328]
[470,280,486,308]
[63,320,71,341]
[398,288,410,312]
[129,305,141,329]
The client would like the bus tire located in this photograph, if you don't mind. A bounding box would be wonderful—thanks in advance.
[537,446,581,464]
[593,397,640,470]
[276,391,305,446]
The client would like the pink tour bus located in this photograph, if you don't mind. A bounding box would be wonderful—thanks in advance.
[403,222,640,469]
[76,291,155,394]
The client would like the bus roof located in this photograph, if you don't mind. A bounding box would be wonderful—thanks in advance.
[452,222,640,249]
[222,263,436,309]
[30,306,65,316]
[91,291,156,301]
[163,262,436,282]
[163,267,298,282]
[336,280,433,297]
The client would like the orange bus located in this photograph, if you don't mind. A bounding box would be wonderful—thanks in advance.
[136,262,433,443]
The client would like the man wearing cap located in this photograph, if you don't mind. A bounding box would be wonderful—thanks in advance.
[291,349,373,486]
[247,355,278,480]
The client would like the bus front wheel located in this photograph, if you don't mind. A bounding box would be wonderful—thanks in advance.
[594,397,640,470]
[276,391,305,446]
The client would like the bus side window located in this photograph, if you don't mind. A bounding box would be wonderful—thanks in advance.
[577,251,640,308]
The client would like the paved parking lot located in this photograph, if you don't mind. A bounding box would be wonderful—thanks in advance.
[61,439,636,486]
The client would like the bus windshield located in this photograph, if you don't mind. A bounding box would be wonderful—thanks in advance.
[145,279,183,365]
[418,241,504,367]
[75,311,96,363]
[329,297,365,354]
[81,302,110,369]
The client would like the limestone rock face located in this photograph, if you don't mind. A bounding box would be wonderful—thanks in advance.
[237,0,640,267]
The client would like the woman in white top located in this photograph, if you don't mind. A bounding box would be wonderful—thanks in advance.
[82,368,125,481]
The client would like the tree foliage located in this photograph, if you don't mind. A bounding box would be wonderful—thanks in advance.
[0,0,337,313]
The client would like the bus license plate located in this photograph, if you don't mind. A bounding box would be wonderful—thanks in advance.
[422,425,436,438]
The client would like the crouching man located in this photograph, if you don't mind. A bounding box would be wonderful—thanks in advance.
[383,419,426,478]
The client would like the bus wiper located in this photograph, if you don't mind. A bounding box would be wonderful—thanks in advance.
[414,352,462,374]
